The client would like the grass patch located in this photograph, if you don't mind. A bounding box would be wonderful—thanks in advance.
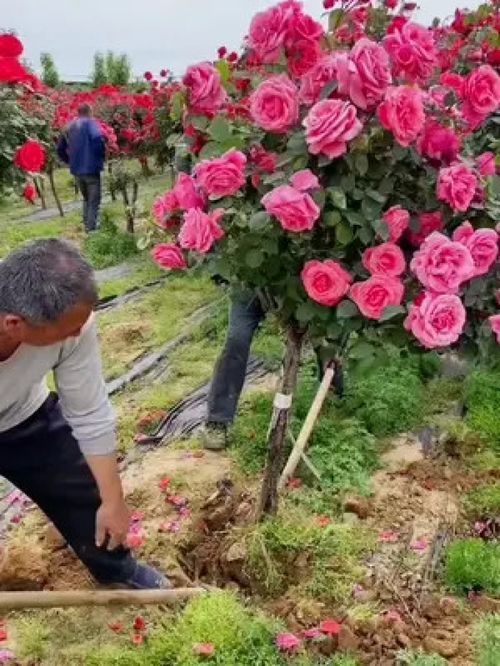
[445,538,500,596]
[87,591,288,666]
[396,651,447,665]
[246,505,375,605]
[474,614,500,666]
[465,369,500,452]
[98,275,217,380]
[98,259,164,300]
[0,209,82,258]
[465,483,500,519]
[84,214,139,269]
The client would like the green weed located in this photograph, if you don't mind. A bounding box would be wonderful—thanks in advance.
[474,614,500,666]
[84,214,139,269]
[445,538,500,596]
[465,370,500,452]
[396,650,447,665]
[465,483,500,519]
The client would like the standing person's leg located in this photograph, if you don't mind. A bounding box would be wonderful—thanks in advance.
[205,292,265,448]
[86,174,102,232]
[76,176,89,231]
[0,396,169,588]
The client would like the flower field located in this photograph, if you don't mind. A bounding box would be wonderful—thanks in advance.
[0,0,499,664]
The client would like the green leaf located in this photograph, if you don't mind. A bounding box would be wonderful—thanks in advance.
[336,221,353,245]
[319,80,338,100]
[287,132,307,156]
[489,175,500,197]
[340,173,356,192]
[328,7,345,31]
[354,153,369,176]
[215,59,231,83]
[345,211,364,227]
[245,249,264,269]
[249,212,271,229]
[366,189,387,204]
[198,141,224,159]
[190,115,209,131]
[296,301,317,324]
[208,116,232,143]
[379,305,406,322]
[372,218,390,241]
[328,187,347,210]
[357,226,374,244]
[336,300,359,319]
[170,90,185,121]
[323,210,341,227]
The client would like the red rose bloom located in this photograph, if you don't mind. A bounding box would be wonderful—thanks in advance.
[0,34,24,57]
[23,182,37,204]
[0,56,30,83]
[14,140,46,173]
[144,71,153,81]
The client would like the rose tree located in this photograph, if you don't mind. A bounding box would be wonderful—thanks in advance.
[151,1,500,516]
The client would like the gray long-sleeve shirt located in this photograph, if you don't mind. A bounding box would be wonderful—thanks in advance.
[0,315,115,455]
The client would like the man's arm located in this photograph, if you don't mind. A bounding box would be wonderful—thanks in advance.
[54,316,129,549]
[89,121,106,162]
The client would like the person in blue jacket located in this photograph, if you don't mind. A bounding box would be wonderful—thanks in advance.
[57,104,105,232]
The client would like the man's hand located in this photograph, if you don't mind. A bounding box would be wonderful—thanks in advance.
[84,453,130,550]
[96,498,130,550]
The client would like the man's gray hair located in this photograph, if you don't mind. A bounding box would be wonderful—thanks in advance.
[0,238,98,324]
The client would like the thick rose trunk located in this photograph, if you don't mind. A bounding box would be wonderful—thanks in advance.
[258,326,304,519]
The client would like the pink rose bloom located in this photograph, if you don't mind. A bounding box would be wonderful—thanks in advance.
[462,65,500,129]
[489,314,500,344]
[383,21,438,83]
[178,208,225,254]
[276,633,302,652]
[477,152,496,177]
[194,149,247,199]
[247,3,290,64]
[408,211,444,247]
[250,75,299,134]
[437,163,478,213]
[301,259,352,306]
[299,54,338,106]
[290,169,320,192]
[182,63,227,115]
[410,232,475,294]
[151,244,187,270]
[304,99,362,159]
[378,85,425,147]
[383,206,410,243]
[440,72,465,98]
[405,292,466,348]
[288,38,322,79]
[286,10,324,45]
[453,221,499,277]
[416,121,460,165]
[174,173,205,210]
[350,276,405,320]
[250,145,278,174]
[336,38,392,110]
[152,191,179,228]
[262,185,320,233]
[363,243,406,278]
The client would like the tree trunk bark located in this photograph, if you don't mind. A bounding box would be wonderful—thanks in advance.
[35,177,46,209]
[108,162,116,201]
[48,166,64,217]
[258,326,304,520]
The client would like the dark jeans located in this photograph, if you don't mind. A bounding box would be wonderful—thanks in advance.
[207,293,265,424]
[76,174,101,232]
[0,395,135,584]
[207,292,345,424]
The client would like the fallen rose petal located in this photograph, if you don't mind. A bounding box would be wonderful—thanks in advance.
[193,642,215,656]
[126,533,145,549]
[276,632,302,652]
[384,609,403,623]
[287,478,302,489]
[0,631,7,643]
[159,477,171,491]
[379,530,399,543]
[0,650,14,664]
[319,619,342,635]
[130,511,145,523]
[316,515,331,527]
[159,520,181,534]
[133,616,146,632]
[411,538,429,551]
[108,621,124,634]
[178,507,192,519]
[303,627,322,639]
[166,495,188,507]
[132,633,144,645]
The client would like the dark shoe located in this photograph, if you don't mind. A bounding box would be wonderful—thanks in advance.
[117,562,172,590]
[201,423,228,451]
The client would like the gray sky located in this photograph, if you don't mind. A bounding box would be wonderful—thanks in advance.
[3,1,480,81]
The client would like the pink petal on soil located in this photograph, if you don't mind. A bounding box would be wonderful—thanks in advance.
[287,478,302,489]
[178,507,192,519]
[319,619,342,636]
[0,650,14,664]
[159,477,171,491]
[379,530,399,543]
[166,495,188,507]
[384,609,403,623]
[303,627,322,639]
[193,642,215,656]
[316,516,331,527]
[159,520,181,533]
[411,538,429,551]
[276,632,302,652]
[126,533,145,549]
[108,621,124,634]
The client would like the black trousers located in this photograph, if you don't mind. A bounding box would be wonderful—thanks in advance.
[0,395,135,584]
[76,174,101,232]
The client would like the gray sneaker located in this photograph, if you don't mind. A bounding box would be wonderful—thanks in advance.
[201,423,228,451]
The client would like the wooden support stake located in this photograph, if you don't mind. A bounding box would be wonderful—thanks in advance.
[279,366,335,490]
[0,587,205,610]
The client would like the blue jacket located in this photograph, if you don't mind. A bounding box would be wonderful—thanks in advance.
[57,118,105,176]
